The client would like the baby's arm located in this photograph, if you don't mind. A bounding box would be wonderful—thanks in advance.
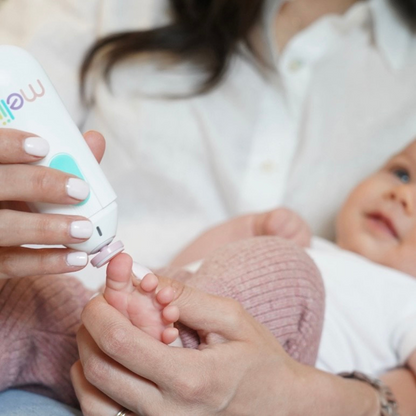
[171,207,311,267]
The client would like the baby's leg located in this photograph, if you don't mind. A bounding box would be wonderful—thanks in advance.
[167,236,325,366]
[104,254,179,345]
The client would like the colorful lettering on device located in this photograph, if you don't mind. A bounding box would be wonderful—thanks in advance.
[0,79,45,125]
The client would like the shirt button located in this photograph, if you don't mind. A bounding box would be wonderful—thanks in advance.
[288,59,303,72]
[260,160,277,174]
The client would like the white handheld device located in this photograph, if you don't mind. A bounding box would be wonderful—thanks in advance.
[0,45,123,267]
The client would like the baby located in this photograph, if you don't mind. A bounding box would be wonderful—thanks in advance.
[103,139,416,378]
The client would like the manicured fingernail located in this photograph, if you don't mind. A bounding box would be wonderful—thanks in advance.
[66,178,90,200]
[70,220,93,239]
[89,291,101,300]
[132,262,153,280]
[23,136,49,157]
[66,251,88,266]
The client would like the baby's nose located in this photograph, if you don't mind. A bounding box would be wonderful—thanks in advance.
[388,185,415,214]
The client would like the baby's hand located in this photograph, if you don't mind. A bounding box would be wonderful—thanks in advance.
[253,207,311,247]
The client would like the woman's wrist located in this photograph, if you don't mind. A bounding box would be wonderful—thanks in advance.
[292,364,380,416]
[339,372,398,415]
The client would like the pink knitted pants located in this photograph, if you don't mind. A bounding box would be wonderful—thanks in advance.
[159,236,325,366]
[0,274,92,405]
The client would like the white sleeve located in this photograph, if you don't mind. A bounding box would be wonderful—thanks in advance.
[391,313,416,365]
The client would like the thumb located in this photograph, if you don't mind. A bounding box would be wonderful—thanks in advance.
[83,130,106,163]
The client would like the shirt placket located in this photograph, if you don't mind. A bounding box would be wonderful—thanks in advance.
[237,81,296,213]
[237,10,364,214]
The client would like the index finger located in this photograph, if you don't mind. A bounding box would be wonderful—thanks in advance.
[81,289,256,382]
[0,128,49,163]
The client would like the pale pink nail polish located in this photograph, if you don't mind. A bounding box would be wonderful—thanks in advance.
[66,251,88,267]
[23,136,49,157]
[89,291,101,301]
[66,178,90,201]
[70,220,93,239]
[132,262,152,280]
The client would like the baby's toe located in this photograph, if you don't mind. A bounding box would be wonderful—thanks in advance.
[162,304,180,323]
[162,327,179,345]
[140,273,159,293]
[156,286,175,305]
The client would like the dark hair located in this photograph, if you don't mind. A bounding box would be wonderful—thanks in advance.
[390,0,416,30]
[80,0,264,98]
[81,0,416,98]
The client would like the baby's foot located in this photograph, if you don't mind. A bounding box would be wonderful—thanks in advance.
[104,253,179,344]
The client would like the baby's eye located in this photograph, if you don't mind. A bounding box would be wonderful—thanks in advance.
[392,168,411,183]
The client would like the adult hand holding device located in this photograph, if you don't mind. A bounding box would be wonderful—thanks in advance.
[0,128,105,279]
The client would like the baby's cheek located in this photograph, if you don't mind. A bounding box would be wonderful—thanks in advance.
[345,234,388,266]
[337,228,367,256]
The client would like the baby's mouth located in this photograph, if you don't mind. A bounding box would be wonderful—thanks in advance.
[366,212,399,240]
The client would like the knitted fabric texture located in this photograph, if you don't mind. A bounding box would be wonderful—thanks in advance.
[161,237,325,366]
[0,274,92,406]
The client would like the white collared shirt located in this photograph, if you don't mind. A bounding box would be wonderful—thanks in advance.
[1,0,416,287]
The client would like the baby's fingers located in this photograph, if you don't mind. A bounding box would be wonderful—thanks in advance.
[0,129,49,163]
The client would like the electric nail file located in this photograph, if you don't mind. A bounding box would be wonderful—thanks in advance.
[0,45,123,267]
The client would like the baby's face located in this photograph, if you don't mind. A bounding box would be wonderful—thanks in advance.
[336,140,416,277]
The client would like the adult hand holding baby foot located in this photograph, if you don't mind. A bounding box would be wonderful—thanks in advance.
[0,128,105,279]
[72,251,377,416]
[72,270,298,415]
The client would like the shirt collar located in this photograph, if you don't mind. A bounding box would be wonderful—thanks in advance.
[246,0,282,70]
[259,0,416,71]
